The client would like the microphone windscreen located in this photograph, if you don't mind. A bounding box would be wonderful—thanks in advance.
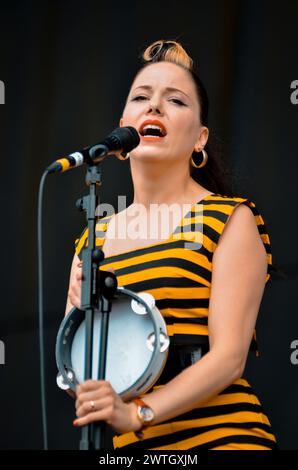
[112,126,140,152]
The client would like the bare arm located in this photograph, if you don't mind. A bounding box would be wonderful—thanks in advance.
[134,204,268,426]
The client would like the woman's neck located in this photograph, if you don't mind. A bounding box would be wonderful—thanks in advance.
[129,159,203,209]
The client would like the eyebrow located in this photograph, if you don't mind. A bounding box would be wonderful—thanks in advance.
[132,85,190,99]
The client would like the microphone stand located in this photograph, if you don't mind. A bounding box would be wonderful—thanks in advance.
[77,163,117,450]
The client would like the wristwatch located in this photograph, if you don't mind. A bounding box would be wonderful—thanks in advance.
[132,397,155,439]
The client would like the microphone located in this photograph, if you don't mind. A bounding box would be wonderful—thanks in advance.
[46,126,140,173]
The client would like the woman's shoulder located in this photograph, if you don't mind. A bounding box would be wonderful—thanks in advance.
[206,193,269,236]
[206,193,273,283]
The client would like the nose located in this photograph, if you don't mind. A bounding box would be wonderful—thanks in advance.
[147,97,163,115]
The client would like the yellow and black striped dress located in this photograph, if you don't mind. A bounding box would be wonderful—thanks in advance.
[75,194,277,450]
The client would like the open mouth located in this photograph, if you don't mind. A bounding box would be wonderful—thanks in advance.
[139,122,167,141]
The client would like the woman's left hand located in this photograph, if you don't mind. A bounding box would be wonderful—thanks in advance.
[73,380,141,434]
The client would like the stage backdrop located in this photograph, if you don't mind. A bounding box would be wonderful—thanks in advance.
[0,0,297,449]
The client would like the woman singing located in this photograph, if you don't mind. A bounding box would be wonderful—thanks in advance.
[65,39,277,450]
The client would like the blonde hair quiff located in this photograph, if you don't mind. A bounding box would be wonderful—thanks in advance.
[142,39,194,71]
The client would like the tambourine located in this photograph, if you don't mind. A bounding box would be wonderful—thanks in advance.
[55,287,170,401]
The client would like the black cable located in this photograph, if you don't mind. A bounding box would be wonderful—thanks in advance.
[37,169,50,450]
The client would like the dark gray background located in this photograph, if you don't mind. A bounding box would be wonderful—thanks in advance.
[0,0,297,449]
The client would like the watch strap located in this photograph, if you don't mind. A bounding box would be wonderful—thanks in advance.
[132,397,152,439]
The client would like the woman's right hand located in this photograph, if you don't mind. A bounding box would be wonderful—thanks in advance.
[64,253,115,316]
[65,253,83,315]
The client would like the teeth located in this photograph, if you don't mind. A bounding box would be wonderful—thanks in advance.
[141,124,166,136]
[143,124,162,131]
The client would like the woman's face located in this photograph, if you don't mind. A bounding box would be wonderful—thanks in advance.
[120,62,208,164]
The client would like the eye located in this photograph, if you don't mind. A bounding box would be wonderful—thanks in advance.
[132,95,148,101]
[170,98,186,106]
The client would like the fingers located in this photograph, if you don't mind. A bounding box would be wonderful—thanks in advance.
[68,261,116,311]
[74,380,115,426]
[75,261,83,283]
[73,405,114,427]
[75,382,109,409]
[68,261,83,309]
[76,396,114,419]
[75,388,105,406]
[67,286,81,309]
[75,380,111,409]
[77,380,107,393]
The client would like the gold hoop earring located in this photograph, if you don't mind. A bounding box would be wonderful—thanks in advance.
[116,152,130,161]
[191,149,208,168]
